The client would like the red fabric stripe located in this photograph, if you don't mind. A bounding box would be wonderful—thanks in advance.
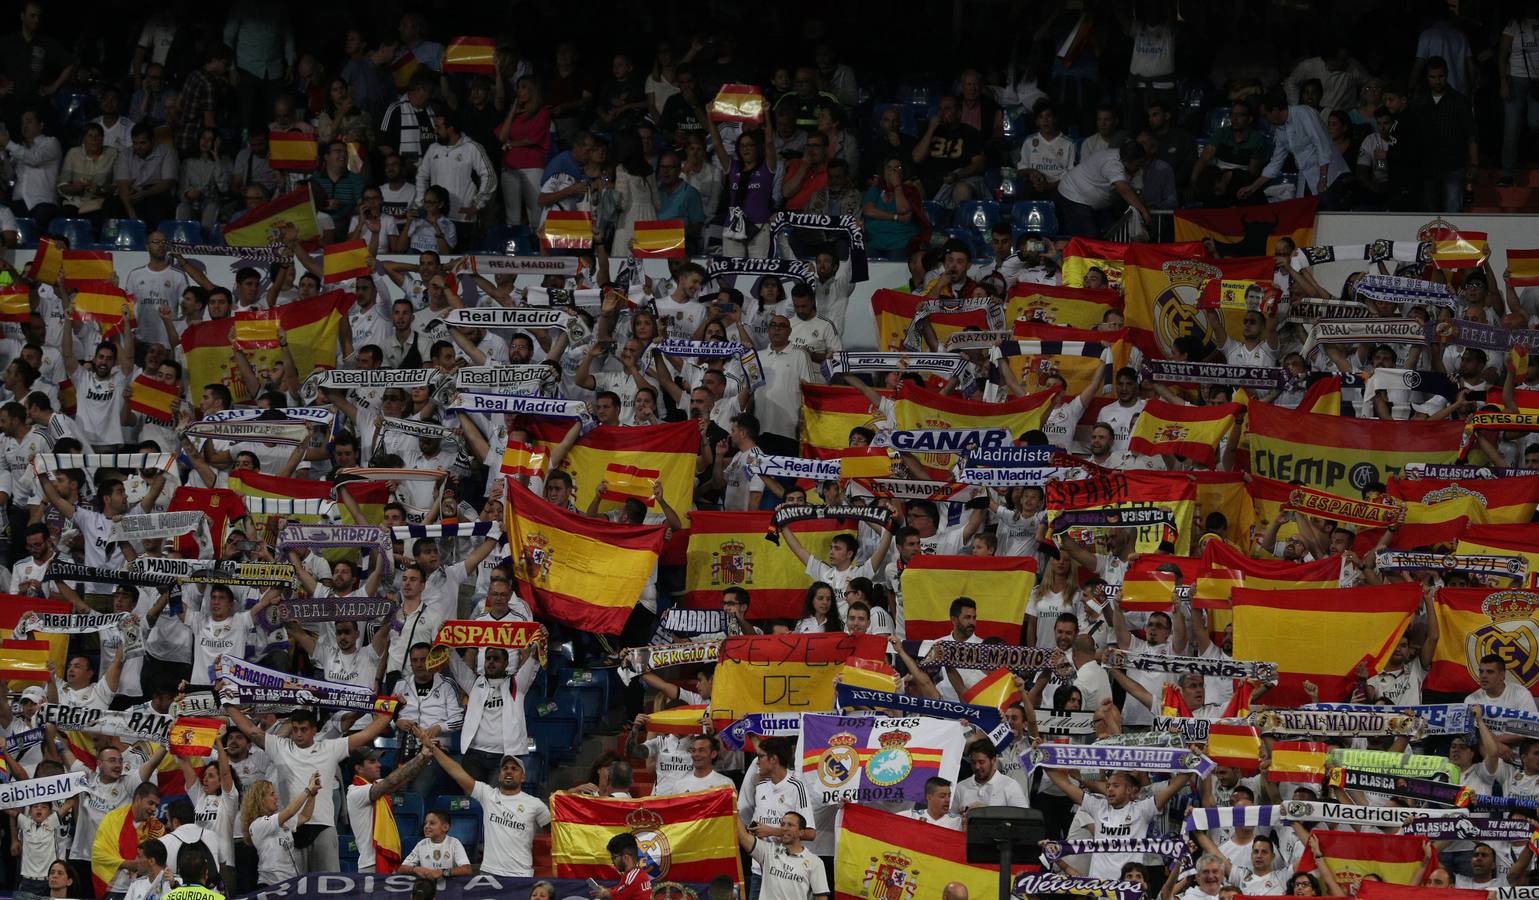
[1231,582,1421,614]
[525,417,698,455]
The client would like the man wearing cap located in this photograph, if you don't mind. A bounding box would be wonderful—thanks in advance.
[345,743,434,873]
[0,683,48,770]
[428,743,550,878]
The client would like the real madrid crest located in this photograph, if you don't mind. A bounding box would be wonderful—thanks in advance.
[1467,590,1539,690]
[626,807,672,879]
[819,732,859,787]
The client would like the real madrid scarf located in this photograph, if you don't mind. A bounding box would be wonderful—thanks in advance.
[37,704,171,742]
[1434,318,1539,354]
[107,511,208,543]
[186,562,296,588]
[718,712,804,751]
[1328,768,1472,807]
[767,211,869,281]
[1140,360,1291,389]
[1035,709,1096,736]
[746,453,842,482]
[942,330,1012,351]
[301,367,437,397]
[1300,240,1429,267]
[1374,550,1527,580]
[1251,708,1424,737]
[45,561,178,588]
[1327,747,1457,781]
[834,683,1012,752]
[170,241,289,262]
[1051,507,1176,534]
[184,419,311,447]
[379,416,457,442]
[1012,874,1146,900]
[1402,815,1536,842]
[1405,462,1534,479]
[619,640,722,685]
[200,406,336,428]
[1307,317,1430,345]
[1039,837,1188,864]
[1102,648,1278,683]
[32,452,175,474]
[653,338,747,359]
[765,503,894,543]
[820,351,970,380]
[0,770,90,808]
[215,655,399,713]
[1184,804,1282,832]
[467,255,578,277]
[274,597,397,623]
[1351,273,1458,309]
[952,464,1077,487]
[1023,743,1215,777]
[441,307,568,330]
[1287,297,1376,321]
[915,640,1061,675]
[278,523,393,568]
[454,364,555,394]
[390,521,501,541]
[448,391,590,420]
[1279,799,1465,829]
[242,497,338,519]
[13,611,132,636]
[1283,486,1406,528]
[706,255,815,286]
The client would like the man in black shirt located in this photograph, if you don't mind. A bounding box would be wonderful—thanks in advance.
[659,65,707,149]
[913,95,986,203]
[0,1,75,119]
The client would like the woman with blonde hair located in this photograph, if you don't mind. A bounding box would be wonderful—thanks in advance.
[1026,544,1081,648]
[494,76,551,227]
[240,773,320,888]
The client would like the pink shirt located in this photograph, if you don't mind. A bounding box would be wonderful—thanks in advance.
[500,106,551,170]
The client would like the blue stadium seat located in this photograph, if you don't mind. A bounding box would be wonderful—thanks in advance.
[1011,200,1059,238]
[101,219,148,251]
[481,223,536,255]
[943,226,988,260]
[555,679,606,730]
[437,796,482,850]
[14,217,36,249]
[391,791,425,820]
[954,200,1000,232]
[522,747,548,792]
[339,834,359,873]
[52,88,95,135]
[46,217,95,249]
[155,219,205,246]
[525,693,581,762]
[393,813,422,845]
[920,200,949,230]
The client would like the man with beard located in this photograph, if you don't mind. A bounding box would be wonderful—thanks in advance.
[428,747,550,877]
[60,301,134,449]
[125,231,189,350]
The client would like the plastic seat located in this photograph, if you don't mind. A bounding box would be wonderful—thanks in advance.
[954,199,1000,232]
[339,835,359,873]
[1011,200,1059,238]
[393,813,422,844]
[437,797,481,849]
[13,217,36,249]
[391,791,425,819]
[482,223,537,256]
[943,226,987,260]
[101,218,148,251]
[154,219,205,246]
[920,200,950,230]
[45,217,95,249]
[52,88,95,135]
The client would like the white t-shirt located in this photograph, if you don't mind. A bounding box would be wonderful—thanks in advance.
[70,368,127,445]
[748,839,829,900]
[1367,660,1425,707]
[346,782,380,872]
[1057,149,1131,210]
[19,811,59,879]
[723,453,764,511]
[952,772,1028,812]
[263,736,349,827]
[188,609,255,683]
[1080,794,1160,879]
[805,557,876,618]
[471,783,551,877]
[250,813,301,885]
[1467,682,1539,716]
[901,808,963,830]
[1222,338,1277,368]
[675,769,735,793]
[1018,133,1077,184]
[69,770,141,859]
[402,835,470,889]
[1098,399,1146,453]
[645,733,696,797]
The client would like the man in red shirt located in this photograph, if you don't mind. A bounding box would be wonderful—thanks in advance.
[592,833,651,900]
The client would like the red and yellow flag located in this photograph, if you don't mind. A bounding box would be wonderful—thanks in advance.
[962,667,1024,711]
[1047,470,1198,554]
[1427,587,1539,698]
[1173,195,1319,254]
[505,483,665,635]
[552,787,742,882]
[1205,723,1261,773]
[837,446,893,479]
[92,805,161,897]
[1006,322,1129,397]
[1430,228,1489,270]
[230,468,333,518]
[838,805,1026,900]
[1118,554,1203,613]
[62,249,114,287]
[165,487,246,556]
[644,704,709,735]
[70,282,135,337]
[838,658,901,693]
[712,632,886,729]
[322,240,371,284]
[0,596,74,686]
[26,236,63,284]
[1508,248,1539,287]
[900,555,1035,642]
[540,210,593,250]
[1232,582,1420,706]
[1246,400,1465,496]
[223,186,320,248]
[1297,831,1430,890]
[268,131,318,171]
[871,288,993,352]
[168,717,223,757]
[708,83,765,124]
[1123,242,1274,359]
[631,219,686,258]
[1455,523,1539,579]
[442,36,495,73]
[389,51,419,90]
[894,380,1055,476]
[1194,256,1277,313]
[0,284,30,323]
[1005,282,1122,330]
[1128,399,1240,467]
[1062,237,1206,289]
[681,511,855,620]
[1270,740,1329,783]
[499,440,548,480]
[129,374,177,424]
[523,417,697,516]
[181,289,353,403]
[0,638,49,682]
[799,383,888,457]
[1389,473,1539,526]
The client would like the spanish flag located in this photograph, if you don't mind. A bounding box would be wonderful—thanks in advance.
[1123,242,1274,359]
[551,787,742,882]
[223,186,320,249]
[711,632,887,729]
[1232,582,1420,706]
[1046,469,1198,555]
[707,83,765,124]
[631,219,686,258]
[389,50,419,90]
[26,236,63,284]
[1509,248,1539,287]
[499,440,548,479]
[91,805,162,896]
[1298,375,1344,416]
[837,446,893,479]
[899,555,1035,642]
[1062,237,1206,289]
[322,239,371,284]
[1270,740,1329,783]
[230,469,335,521]
[681,511,856,620]
[70,282,134,338]
[129,374,178,423]
[645,704,709,735]
[505,482,665,635]
[838,805,1025,900]
[1430,228,1489,270]
[871,288,993,352]
[1389,473,1539,525]
[1128,399,1241,467]
[1357,883,1482,900]
[838,658,901,693]
[0,638,49,682]
[1202,537,1342,593]
[961,667,1024,711]
[442,36,496,73]
[1118,554,1201,613]
[1172,196,1319,255]
[893,380,1054,476]
[1297,831,1430,889]
[0,284,30,323]
[1191,469,1255,549]
[353,774,401,873]
[1005,282,1123,330]
[1006,322,1130,397]
[268,131,318,171]
[523,417,697,516]
[539,210,593,250]
[180,290,353,403]
[1246,401,1465,497]
[62,249,114,287]
[1160,682,1193,717]
[1205,723,1261,773]
[799,383,888,457]
[1427,587,1539,698]
[168,717,222,757]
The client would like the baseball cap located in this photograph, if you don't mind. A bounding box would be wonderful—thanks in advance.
[500,754,525,770]
[21,686,45,704]
[350,748,383,766]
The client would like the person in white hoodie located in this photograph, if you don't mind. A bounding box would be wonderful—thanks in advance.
[443,638,542,783]
[413,108,493,247]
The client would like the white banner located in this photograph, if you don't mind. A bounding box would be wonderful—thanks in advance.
[0,771,89,808]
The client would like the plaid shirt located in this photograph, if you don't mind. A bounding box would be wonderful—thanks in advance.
[174,69,219,155]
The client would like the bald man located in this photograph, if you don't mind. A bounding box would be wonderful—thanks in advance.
[942,883,968,900]
[1071,633,1112,710]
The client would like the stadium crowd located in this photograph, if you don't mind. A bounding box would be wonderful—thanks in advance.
[0,3,1536,900]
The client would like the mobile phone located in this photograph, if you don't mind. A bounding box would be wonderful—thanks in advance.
[586,877,603,894]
